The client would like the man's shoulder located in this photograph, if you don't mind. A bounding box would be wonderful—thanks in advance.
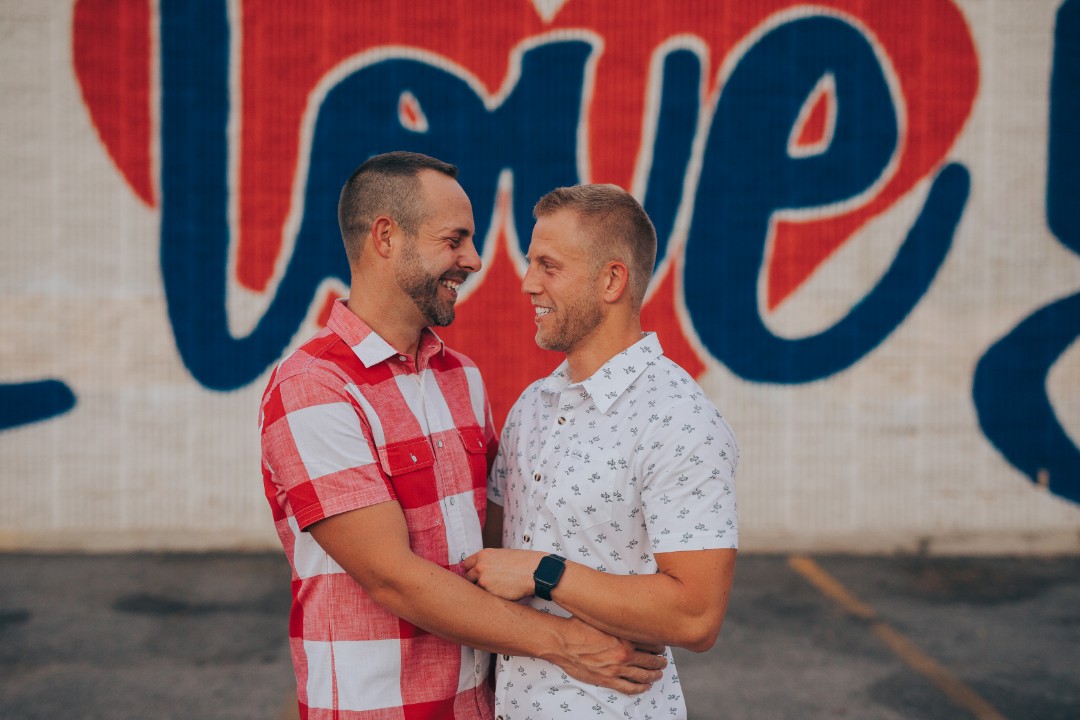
[496,376,549,430]
[635,355,735,437]
[644,355,712,402]
[268,328,342,382]
[261,326,381,405]
[514,375,549,405]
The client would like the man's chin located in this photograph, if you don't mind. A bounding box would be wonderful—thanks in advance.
[428,307,455,327]
[534,332,566,353]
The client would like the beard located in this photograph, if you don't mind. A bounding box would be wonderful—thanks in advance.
[536,292,604,353]
[395,241,457,327]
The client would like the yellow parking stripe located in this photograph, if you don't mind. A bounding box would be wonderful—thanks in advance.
[788,555,1008,720]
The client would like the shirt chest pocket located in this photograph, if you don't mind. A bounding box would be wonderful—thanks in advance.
[380,439,442,533]
[455,426,489,495]
[546,446,620,534]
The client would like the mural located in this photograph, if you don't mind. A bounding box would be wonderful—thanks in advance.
[974,0,1080,502]
[0,0,1076,548]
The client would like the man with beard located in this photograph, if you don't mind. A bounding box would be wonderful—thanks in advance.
[463,184,739,720]
[260,155,666,720]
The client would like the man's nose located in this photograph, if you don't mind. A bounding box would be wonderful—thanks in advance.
[521,264,540,295]
[459,239,481,273]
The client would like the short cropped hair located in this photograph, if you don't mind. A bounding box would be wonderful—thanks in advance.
[338,151,459,264]
[533,184,657,308]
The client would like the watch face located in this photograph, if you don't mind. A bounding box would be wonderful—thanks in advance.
[534,554,566,600]
[536,558,559,582]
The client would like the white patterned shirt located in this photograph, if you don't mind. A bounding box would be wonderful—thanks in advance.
[488,333,738,719]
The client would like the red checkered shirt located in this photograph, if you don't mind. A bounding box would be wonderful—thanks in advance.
[260,300,497,720]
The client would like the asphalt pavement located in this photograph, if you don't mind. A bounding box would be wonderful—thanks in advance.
[1,552,1077,720]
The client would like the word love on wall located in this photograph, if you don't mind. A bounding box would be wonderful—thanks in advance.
[2,0,1066,503]
[73,0,976,395]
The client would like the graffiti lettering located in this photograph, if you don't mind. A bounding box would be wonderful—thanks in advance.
[685,15,969,382]
[973,0,1080,503]
[27,1,1073,508]
[161,0,595,388]
[161,5,969,390]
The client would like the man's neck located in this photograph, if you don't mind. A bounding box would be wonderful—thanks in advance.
[565,322,644,384]
[346,292,424,359]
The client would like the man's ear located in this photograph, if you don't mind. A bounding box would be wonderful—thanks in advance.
[601,260,631,304]
[371,216,395,258]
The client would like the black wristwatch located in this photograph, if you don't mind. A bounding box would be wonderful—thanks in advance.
[533,554,566,601]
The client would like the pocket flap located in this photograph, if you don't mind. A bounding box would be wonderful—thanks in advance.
[381,438,436,476]
[457,427,487,455]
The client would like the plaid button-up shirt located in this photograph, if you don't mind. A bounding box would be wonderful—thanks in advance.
[261,300,496,720]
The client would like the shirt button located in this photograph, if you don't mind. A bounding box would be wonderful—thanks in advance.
[398,355,407,362]
[503,655,510,661]
[449,496,455,505]
[533,472,541,482]
[523,534,531,543]
[410,454,417,462]
[558,416,566,425]
[437,440,443,448]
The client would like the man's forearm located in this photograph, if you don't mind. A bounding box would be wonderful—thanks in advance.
[308,505,665,693]
[465,547,736,652]
[551,559,728,652]
[361,549,565,657]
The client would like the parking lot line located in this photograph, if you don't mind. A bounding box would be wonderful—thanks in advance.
[788,555,1008,720]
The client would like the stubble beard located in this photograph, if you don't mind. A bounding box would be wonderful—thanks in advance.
[536,296,603,353]
[396,242,456,327]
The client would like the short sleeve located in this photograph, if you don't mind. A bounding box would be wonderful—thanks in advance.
[260,370,395,530]
[638,388,738,553]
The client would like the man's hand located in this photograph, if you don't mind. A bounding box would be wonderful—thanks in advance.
[312,503,670,695]
[544,616,667,695]
[462,548,544,600]
[468,544,737,653]
[463,548,668,693]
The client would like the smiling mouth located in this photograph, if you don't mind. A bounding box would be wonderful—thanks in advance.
[440,279,462,295]
[534,306,553,319]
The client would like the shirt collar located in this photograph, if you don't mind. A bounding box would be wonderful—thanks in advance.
[326,299,445,368]
[541,332,663,414]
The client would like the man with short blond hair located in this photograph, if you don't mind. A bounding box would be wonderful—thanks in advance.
[465,183,738,720]
[531,184,657,307]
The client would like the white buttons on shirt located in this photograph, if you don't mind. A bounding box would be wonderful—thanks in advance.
[437,440,443,448]
[398,355,407,362]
